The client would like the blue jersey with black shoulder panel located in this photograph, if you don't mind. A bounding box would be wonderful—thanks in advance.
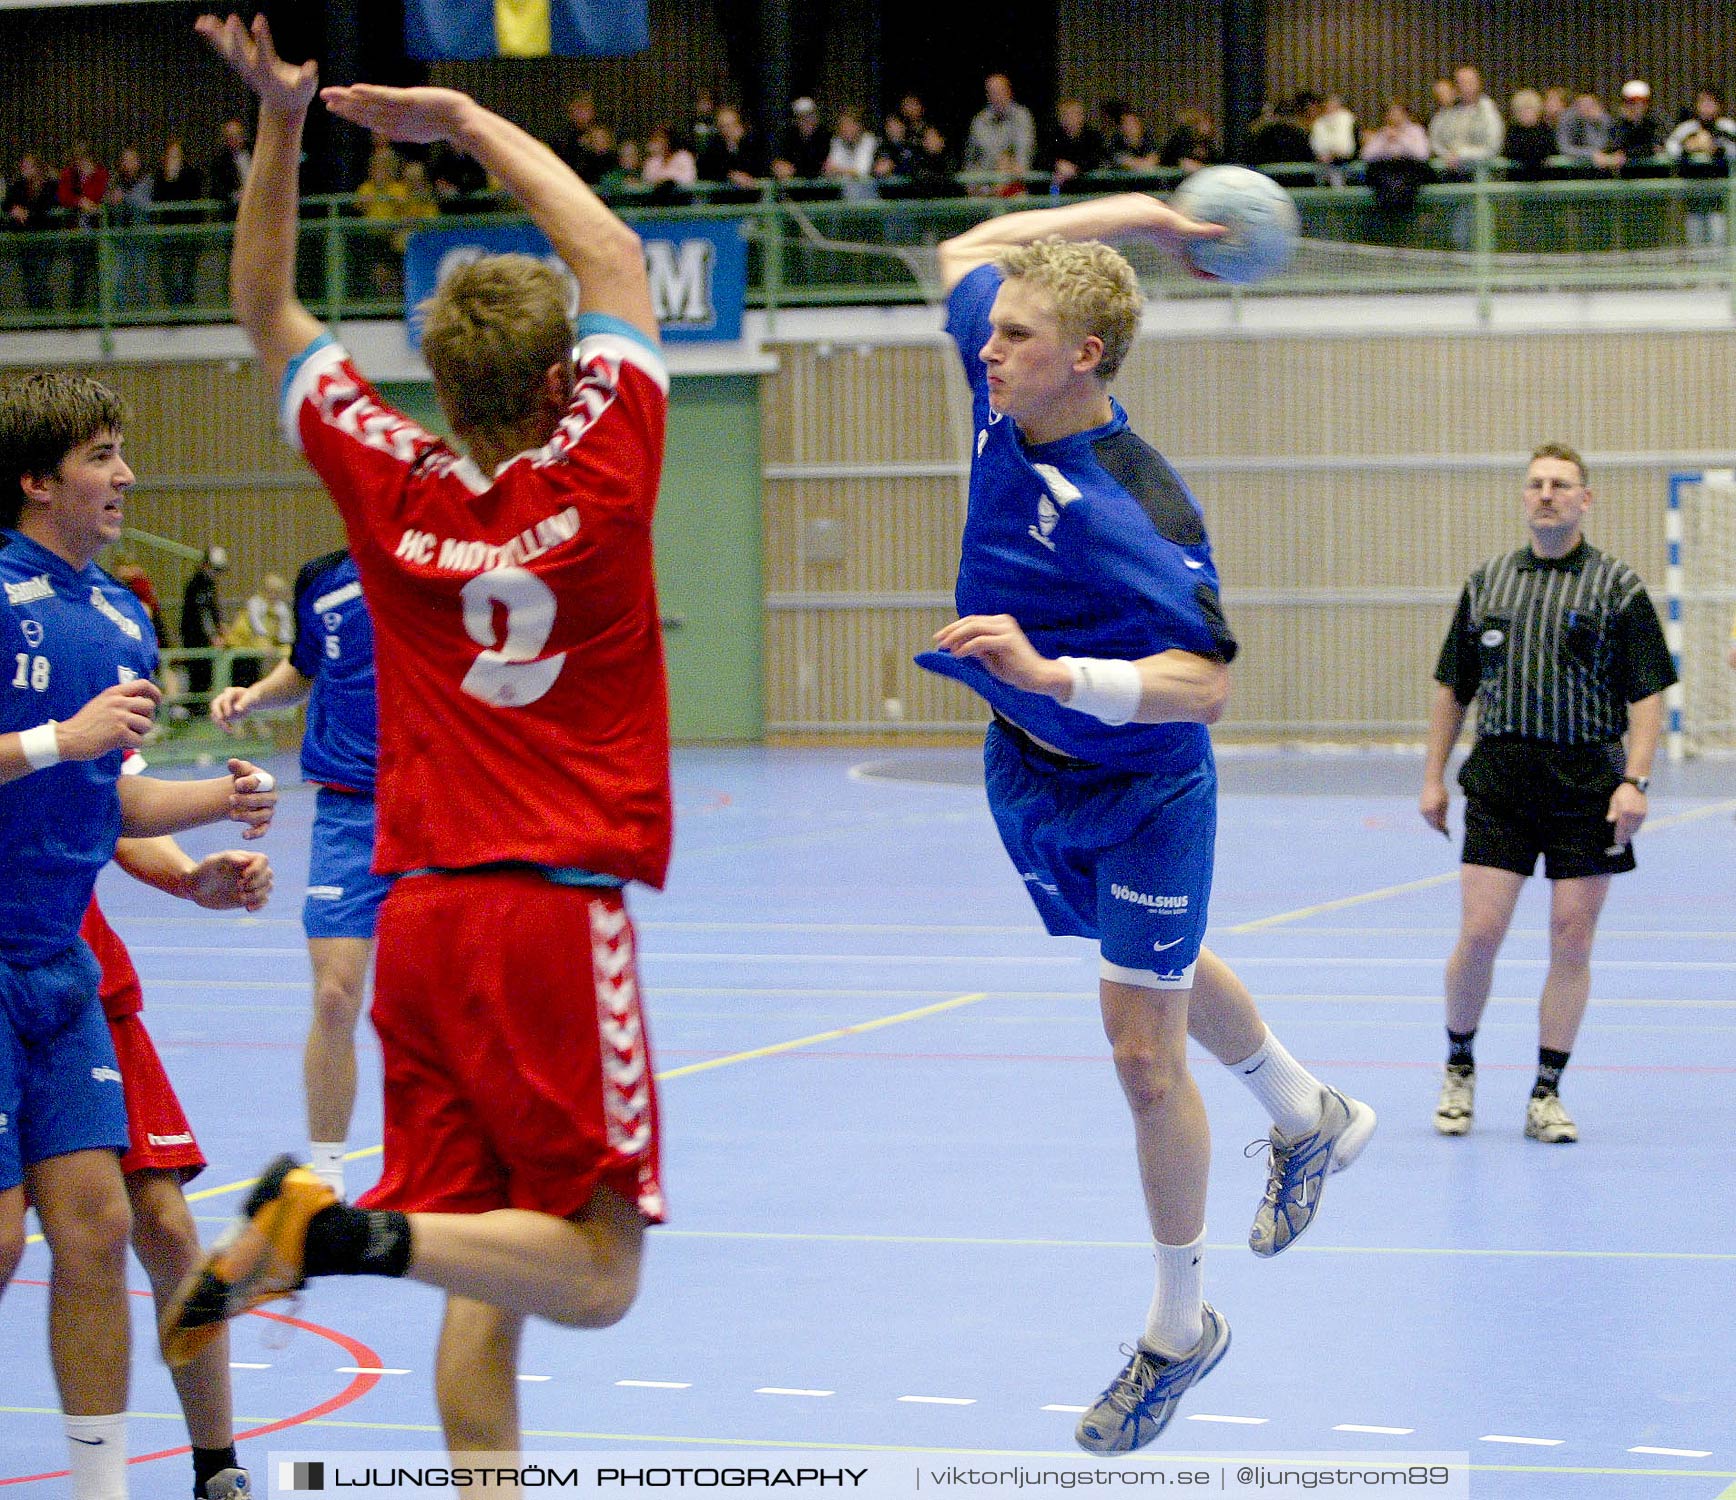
[0,531,159,963]
[289,549,378,794]
[916,264,1238,775]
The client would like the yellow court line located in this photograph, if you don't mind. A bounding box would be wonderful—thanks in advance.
[109,992,994,1214]
[1225,796,1736,936]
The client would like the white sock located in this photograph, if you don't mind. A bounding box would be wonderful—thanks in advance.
[1231,1028,1324,1137]
[65,1413,126,1500]
[309,1141,347,1198]
[1141,1229,1205,1357]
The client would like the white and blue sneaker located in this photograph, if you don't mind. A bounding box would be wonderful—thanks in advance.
[1075,1305,1232,1453]
[1248,1085,1377,1258]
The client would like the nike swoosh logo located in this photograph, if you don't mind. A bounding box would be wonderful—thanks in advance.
[1152,936,1187,953]
[1184,558,1206,569]
[1243,1057,1267,1075]
[69,1437,105,1446]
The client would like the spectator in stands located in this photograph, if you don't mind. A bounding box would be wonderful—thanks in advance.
[57,141,107,310]
[699,105,763,192]
[1542,87,1572,132]
[874,114,917,182]
[110,560,164,639]
[641,124,698,203]
[1430,78,1457,116]
[1666,88,1736,159]
[180,545,228,700]
[208,117,252,217]
[908,124,960,198]
[398,160,438,232]
[598,136,644,197]
[1666,89,1736,246]
[225,572,292,692]
[1041,97,1106,190]
[1556,92,1611,166]
[771,96,830,184]
[1505,89,1557,180]
[896,94,929,143]
[1599,80,1661,174]
[106,145,154,307]
[822,106,879,200]
[1246,95,1315,168]
[1160,107,1219,173]
[1108,109,1161,175]
[553,91,611,183]
[150,138,204,308]
[962,73,1036,178]
[1429,66,1505,174]
[429,140,489,208]
[1311,91,1358,184]
[4,151,59,312]
[690,88,719,156]
[1362,100,1433,214]
[353,140,408,295]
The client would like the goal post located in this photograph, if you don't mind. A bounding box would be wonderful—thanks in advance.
[1667,467,1736,760]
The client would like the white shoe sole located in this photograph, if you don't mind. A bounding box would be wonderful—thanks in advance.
[1433,1112,1472,1137]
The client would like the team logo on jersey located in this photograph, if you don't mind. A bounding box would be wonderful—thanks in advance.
[88,587,142,641]
[91,1066,122,1084]
[1480,627,1506,648]
[977,429,989,456]
[20,620,43,647]
[4,575,52,607]
[1029,494,1059,551]
[1029,464,1081,552]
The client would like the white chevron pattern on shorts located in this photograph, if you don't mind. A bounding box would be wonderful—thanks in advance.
[591,899,653,1161]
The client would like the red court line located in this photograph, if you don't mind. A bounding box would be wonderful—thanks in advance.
[0,1282,383,1487]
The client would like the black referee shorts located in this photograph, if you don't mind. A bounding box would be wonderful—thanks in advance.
[1458,738,1636,881]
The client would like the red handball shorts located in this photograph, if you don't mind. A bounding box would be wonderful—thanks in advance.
[359,868,664,1223]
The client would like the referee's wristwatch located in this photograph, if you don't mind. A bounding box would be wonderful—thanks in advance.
[1622,775,1650,793]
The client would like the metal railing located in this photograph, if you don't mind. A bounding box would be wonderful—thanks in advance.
[6,164,1736,347]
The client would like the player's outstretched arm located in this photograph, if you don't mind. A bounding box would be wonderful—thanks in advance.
[113,836,273,912]
[210,656,312,730]
[118,757,277,840]
[937,192,1226,290]
[0,679,160,785]
[196,13,327,389]
[321,83,657,342]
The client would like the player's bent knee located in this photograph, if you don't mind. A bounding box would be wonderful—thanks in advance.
[1110,1043,1188,1113]
[313,977,365,1031]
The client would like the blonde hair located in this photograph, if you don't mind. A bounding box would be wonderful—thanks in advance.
[995,236,1142,382]
[419,254,573,436]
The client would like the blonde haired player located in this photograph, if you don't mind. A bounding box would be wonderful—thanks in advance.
[923,198,1375,1450]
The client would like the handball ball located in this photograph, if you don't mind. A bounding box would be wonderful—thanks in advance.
[1171,165,1300,284]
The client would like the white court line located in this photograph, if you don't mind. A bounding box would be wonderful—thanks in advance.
[338,1366,412,1375]
[1042,1404,1089,1414]
[898,1396,976,1406]
[228,1362,271,1370]
[1221,956,1736,972]
[1336,1424,1415,1435]
[517,1375,552,1383]
[617,1380,693,1390]
[1481,1434,1564,1447]
[1188,1414,1268,1426]
[1217,926,1736,942]
[1628,1446,1713,1457]
[755,1387,835,1397]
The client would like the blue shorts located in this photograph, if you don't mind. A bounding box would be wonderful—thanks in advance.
[0,940,128,1191]
[303,787,393,941]
[984,722,1217,990]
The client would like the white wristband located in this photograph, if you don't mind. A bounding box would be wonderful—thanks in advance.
[1060,657,1143,725]
[18,721,60,770]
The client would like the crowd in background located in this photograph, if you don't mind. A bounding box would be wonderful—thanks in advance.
[5,63,1736,313]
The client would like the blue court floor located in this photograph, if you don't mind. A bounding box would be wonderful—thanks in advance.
[3,745,1734,1500]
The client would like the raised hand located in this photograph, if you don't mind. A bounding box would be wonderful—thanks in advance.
[933,614,1070,698]
[209,685,255,731]
[320,83,470,146]
[195,13,318,112]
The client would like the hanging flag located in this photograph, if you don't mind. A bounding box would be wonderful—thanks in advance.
[405,0,648,60]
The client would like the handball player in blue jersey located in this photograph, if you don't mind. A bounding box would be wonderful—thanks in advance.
[213,548,383,1197]
[923,198,1376,1452]
[0,371,277,1498]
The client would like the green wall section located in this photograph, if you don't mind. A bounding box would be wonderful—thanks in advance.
[376,374,763,742]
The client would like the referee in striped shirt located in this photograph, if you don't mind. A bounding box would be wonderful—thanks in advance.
[1420,442,1676,1145]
